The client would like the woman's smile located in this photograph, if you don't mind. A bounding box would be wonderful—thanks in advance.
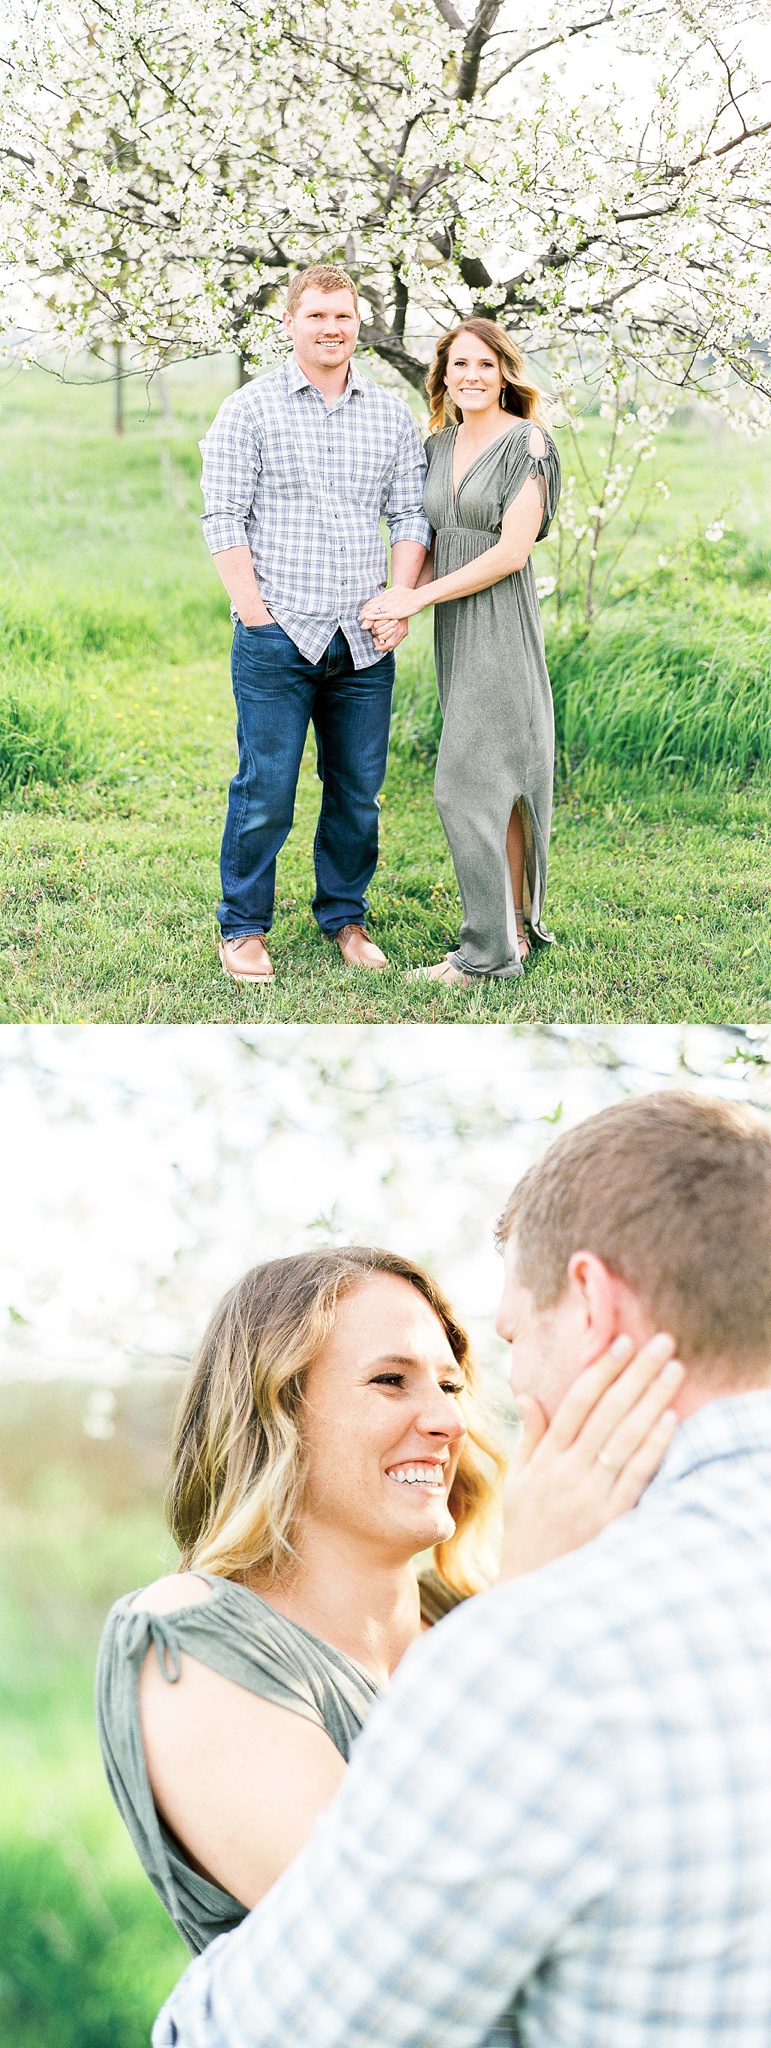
[384,1458,449,1492]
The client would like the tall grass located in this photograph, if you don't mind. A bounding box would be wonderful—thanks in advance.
[389,612,441,761]
[0,584,230,799]
[0,1381,186,2047]
[0,1838,182,2048]
[0,679,99,795]
[390,572,771,784]
[0,590,228,673]
[549,600,771,781]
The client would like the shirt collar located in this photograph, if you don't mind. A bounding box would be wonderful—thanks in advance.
[284,354,367,397]
[644,1388,771,1498]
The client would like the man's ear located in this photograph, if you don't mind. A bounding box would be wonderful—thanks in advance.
[566,1250,624,1367]
[281,310,293,334]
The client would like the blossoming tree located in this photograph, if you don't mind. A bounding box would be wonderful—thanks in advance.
[1,0,769,606]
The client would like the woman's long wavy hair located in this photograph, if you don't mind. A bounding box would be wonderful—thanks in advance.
[427,318,545,435]
[167,1247,506,1599]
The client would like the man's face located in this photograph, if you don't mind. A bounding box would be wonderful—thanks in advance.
[495,1232,588,1419]
[283,289,360,372]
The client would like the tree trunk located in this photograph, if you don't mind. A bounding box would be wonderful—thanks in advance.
[155,371,173,419]
[114,341,124,435]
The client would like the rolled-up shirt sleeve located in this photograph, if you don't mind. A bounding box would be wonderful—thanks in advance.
[383,411,432,549]
[200,393,262,556]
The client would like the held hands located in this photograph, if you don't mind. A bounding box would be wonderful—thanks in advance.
[360,586,426,631]
[371,617,410,655]
[498,1332,685,1581]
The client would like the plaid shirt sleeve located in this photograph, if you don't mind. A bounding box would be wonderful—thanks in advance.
[200,392,262,555]
[382,407,432,549]
[152,1588,616,2048]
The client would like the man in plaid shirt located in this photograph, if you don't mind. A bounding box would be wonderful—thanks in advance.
[155,1090,771,2047]
[200,263,431,984]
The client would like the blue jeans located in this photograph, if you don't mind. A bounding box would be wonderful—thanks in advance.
[218,624,395,939]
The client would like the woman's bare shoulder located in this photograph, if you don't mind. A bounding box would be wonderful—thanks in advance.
[527,424,547,458]
[129,1572,216,1617]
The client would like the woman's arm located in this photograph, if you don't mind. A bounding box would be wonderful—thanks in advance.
[360,432,546,624]
[415,537,436,587]
[131,1576,345,1909]
[496,1332,684,1581]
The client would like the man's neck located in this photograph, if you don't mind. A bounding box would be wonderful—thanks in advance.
[671,1373,771,1422]
[293,348,353,407]
[250,1523,422,1684]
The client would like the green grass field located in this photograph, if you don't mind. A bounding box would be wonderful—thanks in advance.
[0,353,770,1021]
[0,1380,187,2047]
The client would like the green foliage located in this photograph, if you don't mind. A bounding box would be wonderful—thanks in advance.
[0,677,99,796]
[548,600,771,781]
[0,590,226,674]
[0,1838,180,2048]
[389,611,441,760]
[391,542,771,784]
[0,1383,186,2048]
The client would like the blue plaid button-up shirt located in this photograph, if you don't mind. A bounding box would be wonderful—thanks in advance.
[154,1392,771,2048]
[200,356,432,668]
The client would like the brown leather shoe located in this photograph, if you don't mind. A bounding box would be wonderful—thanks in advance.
[219,934,274,983]
[335,923,388,970]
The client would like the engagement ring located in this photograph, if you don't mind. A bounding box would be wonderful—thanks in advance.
[597,1448,621,1473]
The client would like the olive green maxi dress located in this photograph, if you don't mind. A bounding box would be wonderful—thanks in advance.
[423,420,561,978]
[96,1567,463,1956]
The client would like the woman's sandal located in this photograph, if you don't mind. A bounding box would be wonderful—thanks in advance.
[408,956,473,987]
[514,909,532,965]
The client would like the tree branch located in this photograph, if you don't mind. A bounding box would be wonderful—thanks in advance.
[382,115,421,213]
[390,265,409,340]
[459,252,493,291]
[431,0,466,30]
[457,0,503,104]
[480,8,614,96]
[358,318,427,391]
[710,115,771,163]
[0,144,35,168]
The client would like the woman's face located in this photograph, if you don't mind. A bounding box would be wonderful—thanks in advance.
[444,331,504,419]
[299,1275,468,1564]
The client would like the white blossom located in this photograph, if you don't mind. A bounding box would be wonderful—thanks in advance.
[0,0,766,428]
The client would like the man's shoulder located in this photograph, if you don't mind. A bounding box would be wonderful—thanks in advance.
[422,1479,761,1683]
[354,371,422,429]
[206,367,287,433]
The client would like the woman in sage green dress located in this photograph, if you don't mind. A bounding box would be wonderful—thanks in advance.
[96,1246,681,1954]
[361,319,561,984]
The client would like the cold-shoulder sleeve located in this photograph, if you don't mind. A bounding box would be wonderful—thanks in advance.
[96,1595,247,1955]
[95,1579,379,1955]
[500,422,561,540]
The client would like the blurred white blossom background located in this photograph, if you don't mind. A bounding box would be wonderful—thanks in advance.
[1,1026,770,1410]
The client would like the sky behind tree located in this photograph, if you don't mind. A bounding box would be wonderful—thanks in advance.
[1,1024,768,1393]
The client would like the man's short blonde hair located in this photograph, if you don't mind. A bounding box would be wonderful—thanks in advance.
[497,1090,771,1378]
[285,264,359,317]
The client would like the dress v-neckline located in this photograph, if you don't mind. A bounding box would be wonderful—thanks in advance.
[451,422,524,505]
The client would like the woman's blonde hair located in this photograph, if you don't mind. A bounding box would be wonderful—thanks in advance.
[427,318,545,435]
[167,1246,506,1598]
